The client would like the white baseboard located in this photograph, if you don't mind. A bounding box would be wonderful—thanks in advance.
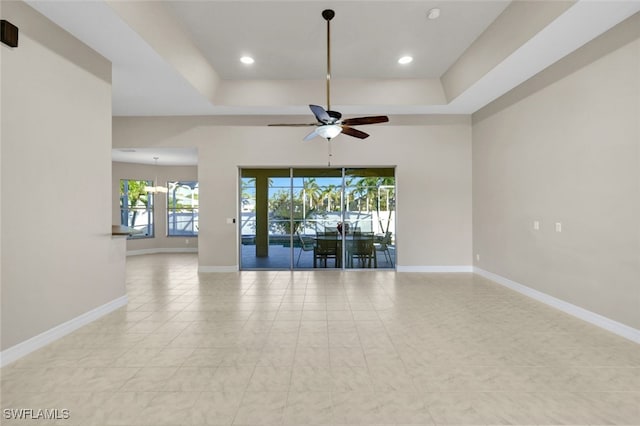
[198,265,239,273]
[127,248,198,256]
[397,265,473,273]
[0,295,128,367]
[474,267,640,344]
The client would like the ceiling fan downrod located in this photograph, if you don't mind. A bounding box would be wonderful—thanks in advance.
[322,9,334,111]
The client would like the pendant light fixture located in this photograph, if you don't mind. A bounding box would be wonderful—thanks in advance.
[144,156,168,194]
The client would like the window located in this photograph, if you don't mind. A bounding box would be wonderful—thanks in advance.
[167,181,198,236]
[120,179,154,238]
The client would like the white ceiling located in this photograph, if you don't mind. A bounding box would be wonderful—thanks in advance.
[164,1,510,80]
[22,0,640,166]
[26,0,640,118]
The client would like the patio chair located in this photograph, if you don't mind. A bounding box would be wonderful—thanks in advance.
[296,233,316,266]
[374,231,394,267]
[314,232,339,268]
[348,233,376,268]
[324,226,338,234]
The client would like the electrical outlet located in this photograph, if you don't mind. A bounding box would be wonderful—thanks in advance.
[555,222,562,233]
[533,220,540,230]
[476,254,480,261]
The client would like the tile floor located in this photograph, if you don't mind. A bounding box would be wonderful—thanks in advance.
[1,253,639,425]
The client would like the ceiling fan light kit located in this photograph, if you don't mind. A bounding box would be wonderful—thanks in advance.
[269,9,389,143]
[316,124,342,140]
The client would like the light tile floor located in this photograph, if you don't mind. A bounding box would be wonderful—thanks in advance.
[2,253,639,425]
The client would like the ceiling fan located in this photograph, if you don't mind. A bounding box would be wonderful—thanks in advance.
[269,9,389,141]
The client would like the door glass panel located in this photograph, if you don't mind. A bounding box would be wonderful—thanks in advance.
[240,169,291,269]
[292,168,342,269]
[344,168,395,269]
[240,176,257,267]
[267,177,293,268]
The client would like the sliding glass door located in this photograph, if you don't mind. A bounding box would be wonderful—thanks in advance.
[240,167,395,270]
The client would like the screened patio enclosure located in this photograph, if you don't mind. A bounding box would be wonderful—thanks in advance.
[240,168,396,270]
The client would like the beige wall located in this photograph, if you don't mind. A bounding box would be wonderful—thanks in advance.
[112,161,198,252]
[113,117,473,270]
[472,15,640,329]
[1,1,125,350]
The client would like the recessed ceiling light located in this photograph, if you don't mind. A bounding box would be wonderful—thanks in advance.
[240,56,255,65]
[427,8,441,20]
[398,56,413,65]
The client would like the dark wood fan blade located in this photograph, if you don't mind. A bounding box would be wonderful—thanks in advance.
[310,104,331,123]
[341,126,369,139]
[341,116,389,126]
[268,123,316,127]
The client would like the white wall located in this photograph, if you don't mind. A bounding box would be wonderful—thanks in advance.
[1,1,125,351]
[112,161,198,253]
[472,14,640,329]
[113,117,473,271]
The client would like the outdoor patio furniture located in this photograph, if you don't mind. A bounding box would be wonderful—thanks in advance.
[374,231,394,267]
[296,233,316,266]
[314,232,340,268]
[347,233,376,268]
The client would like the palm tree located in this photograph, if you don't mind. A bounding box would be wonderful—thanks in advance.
[299,178,322,232]
[348,177,395,233]
[319,184,337,212]
[302,178,322,210]
[120,179,150,228]
[268,188,321,235]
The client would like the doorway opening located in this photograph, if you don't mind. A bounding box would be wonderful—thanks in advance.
[240,167,395,270]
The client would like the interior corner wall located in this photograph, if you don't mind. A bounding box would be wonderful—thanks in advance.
[472,16,640,330]
[1,1,125,351]
[112,161,198,252]
[112,117,473,270]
